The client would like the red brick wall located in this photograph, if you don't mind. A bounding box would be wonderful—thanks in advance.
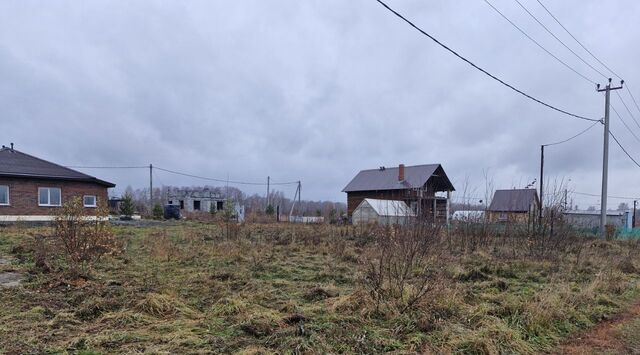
[0,177,109,216]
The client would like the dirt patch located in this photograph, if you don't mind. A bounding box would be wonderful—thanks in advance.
[555,298,640,354]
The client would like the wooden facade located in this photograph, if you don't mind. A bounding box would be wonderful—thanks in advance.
[343,164,454,224]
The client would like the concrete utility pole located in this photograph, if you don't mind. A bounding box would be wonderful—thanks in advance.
[633,200,637,229]
[597,78,624,239]
[149,163,153,205]
[539,145,544,224]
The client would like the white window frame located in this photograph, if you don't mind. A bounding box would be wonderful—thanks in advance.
[83,195,97,208]
[38,187,62,207]
[0,185,9,206]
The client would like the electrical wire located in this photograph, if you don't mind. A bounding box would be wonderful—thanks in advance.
[373,0,599,122]
[482,0,597,84]
[534,0,622,80]
[573,191,640,200]
[611,104,640,144]
[153,166,299,186]
[609,129,640,169]
[615,91,640,131]
[626,85,640,116]
[512,0,608,80]
[66,165,148,169]
[542,119,601,146]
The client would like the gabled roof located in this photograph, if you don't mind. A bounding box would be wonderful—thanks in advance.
[342,164,455,192]
[488,189,539,212]
[357,198,416,217]
[0,147,115,187]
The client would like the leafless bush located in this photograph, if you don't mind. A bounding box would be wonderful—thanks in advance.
[362,222,443,315]
[52,197,118,275]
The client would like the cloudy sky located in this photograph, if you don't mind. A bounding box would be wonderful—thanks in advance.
[1,0,639,208]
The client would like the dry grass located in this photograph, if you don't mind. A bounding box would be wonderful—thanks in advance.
[0,221,638,354]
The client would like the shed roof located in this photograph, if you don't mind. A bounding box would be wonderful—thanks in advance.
[0,147,115,187]
[358,198,416,217]
[342,164,454,192]
[488,189,539,212]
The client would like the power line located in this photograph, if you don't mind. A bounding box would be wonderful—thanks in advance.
[373,0,598,122]
[626,85,640,116]
[154,166,298,186]
[611,104,640,144]
[609,129,640,169]
[615,91,640,131]
[533,0,622,80]
[542,119,601,146]
[66,165,148,169]
[482,0,597,84]
[512,0,608,80]
[573,191,640,200]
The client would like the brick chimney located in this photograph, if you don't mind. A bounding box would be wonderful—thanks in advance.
[398,164,405,181]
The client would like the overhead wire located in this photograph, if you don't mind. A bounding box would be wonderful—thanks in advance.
[373,0,599,122]
[482,0,597,84]
[542,119,601,147]
[512,0,608,80]
[609,129,640,169]
[611,104,640,144]
[533,0,622,80]
[153,166,299,186]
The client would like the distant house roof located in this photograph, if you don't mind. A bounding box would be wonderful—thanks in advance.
[342,164,455,192]
[488,189,539,212]
[0,147,115,187]
[357,198,416,217]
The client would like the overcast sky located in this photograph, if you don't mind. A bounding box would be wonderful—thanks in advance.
[1,0,639,208]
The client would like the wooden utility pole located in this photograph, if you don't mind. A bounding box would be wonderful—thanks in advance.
[597,78,624,239]
[266,176,270,209]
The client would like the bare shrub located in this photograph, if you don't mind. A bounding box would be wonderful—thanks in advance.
[362,222,443,315]
[52,197,118,275]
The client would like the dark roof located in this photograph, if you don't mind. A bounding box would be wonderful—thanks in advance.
[488,189,539,212]
[342,164,455,192]
[0,147,115,187]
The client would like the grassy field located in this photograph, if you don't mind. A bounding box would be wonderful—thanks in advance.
[0,221,639,354]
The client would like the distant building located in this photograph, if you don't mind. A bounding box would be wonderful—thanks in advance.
[563,210,632,230]
[342,163,455,224]
[0,145,115,222]
[487,189,539,223]
[452,210,485,222]
[352,198,415,226]
[166,187,225,213]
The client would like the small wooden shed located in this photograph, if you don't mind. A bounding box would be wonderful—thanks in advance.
[352,198,416,226]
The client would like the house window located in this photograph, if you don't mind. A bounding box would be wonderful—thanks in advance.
[83,195,97,208]
[38,187,61,206]
[0,186,8,205]
[193,200,201,211]
[179,200,184,209]
[216,201,224,210]
[499,212,508,221]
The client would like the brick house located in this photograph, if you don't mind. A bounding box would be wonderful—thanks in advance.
[0,145,115,222]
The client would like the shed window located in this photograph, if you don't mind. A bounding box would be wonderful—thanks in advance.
[83,195,97,207]
[0,186,8,205]
[38,187,61,206]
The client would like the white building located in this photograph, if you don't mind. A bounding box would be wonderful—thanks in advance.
[352,198,416,226]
